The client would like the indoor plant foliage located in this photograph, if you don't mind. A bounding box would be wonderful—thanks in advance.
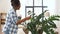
[27,10,60,34]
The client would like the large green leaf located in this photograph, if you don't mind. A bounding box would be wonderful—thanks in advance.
[27,11,60,34]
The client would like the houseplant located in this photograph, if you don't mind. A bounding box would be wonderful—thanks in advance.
[27,10,60,34]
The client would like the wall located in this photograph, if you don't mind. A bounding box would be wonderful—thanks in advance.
[55,0,60,34]
[0,0,11,13]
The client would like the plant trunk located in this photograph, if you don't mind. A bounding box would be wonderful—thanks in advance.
[31,29,43,34]
[38,29,43,34]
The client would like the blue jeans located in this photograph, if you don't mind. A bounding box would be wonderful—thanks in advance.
[4,29,17,34]
[4,29,9,34]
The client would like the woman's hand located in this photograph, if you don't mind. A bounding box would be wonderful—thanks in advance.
[25,16,31,20]
[16,16,31,25]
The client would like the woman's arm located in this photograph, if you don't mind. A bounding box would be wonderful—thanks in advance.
[16,16,31,25]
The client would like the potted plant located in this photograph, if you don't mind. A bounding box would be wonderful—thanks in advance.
[27,10,60,34]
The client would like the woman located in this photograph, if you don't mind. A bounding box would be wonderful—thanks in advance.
[2,0,31,34]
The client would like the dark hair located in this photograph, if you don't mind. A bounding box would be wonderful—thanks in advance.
[11,0,20,7]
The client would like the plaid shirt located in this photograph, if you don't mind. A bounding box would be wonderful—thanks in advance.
[2,8,18,34]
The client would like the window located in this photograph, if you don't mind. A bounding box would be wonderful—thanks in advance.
[18,0,55,18]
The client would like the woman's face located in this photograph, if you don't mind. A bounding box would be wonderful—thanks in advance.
[15,5,20,10]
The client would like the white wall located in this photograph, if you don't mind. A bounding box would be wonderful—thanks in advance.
[56,0,60,15]
[0,0,11,13]
[55,0,60,34]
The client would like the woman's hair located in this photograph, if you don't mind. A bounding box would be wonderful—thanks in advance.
[11,0,20,7]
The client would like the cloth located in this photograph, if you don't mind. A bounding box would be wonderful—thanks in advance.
[2,8,18,34]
